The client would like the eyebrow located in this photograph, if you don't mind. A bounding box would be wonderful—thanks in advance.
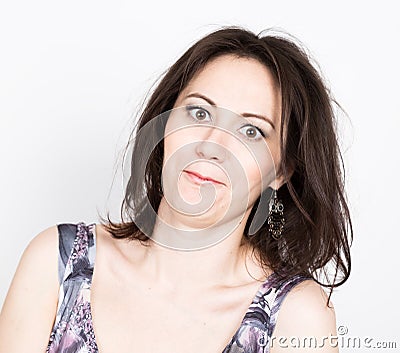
[185,92,275,130]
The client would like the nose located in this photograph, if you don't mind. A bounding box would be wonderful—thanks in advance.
[195,126,228,162]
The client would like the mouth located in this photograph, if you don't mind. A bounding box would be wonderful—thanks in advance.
[183,170,225,186]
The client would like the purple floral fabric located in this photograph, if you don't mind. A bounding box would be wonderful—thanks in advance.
[46,222,98,353]
[222,273,312,353]
[47,222,311,353]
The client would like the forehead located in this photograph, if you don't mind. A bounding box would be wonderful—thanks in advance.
[176,54,281,121]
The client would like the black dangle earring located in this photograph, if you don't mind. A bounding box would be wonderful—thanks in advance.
[268,189,285,240]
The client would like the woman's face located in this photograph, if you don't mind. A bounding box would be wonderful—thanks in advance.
[161,54,282,232]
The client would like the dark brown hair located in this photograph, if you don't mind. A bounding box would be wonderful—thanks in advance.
[100,26,352,306]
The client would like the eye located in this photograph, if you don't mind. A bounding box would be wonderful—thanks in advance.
[238,124,266,140]
[185,105,212,123]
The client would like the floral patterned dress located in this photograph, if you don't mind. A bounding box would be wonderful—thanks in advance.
[46,222,311,353]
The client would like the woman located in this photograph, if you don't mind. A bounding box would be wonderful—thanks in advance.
[0,27,352,352]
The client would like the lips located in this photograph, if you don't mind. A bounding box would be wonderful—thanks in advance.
[183,170,225,186]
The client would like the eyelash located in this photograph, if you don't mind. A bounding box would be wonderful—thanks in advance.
[185,105,268,141]
[239,123,266,140]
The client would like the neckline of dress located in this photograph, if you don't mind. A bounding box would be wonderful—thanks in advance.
[220,270,277,350]
[88,223,277,352]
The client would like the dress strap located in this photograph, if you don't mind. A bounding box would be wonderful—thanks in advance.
[47,222,98,352]
[57,222,96,285]
[57,223,78,285]
[267,274,312,339]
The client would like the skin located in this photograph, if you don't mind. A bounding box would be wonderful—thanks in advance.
[0,55,338,353]
[150,54,284,286]
[160,56,281,234]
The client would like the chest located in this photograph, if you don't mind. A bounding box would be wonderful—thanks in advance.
[90,275,259,353]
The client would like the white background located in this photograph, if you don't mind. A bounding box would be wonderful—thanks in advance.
[1,0,399,351]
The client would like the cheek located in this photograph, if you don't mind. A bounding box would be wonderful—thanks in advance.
[243,158,262,184]
[163,129,193,163]
[236,146,277,192]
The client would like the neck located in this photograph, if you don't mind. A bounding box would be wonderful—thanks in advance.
[142,197,266,293]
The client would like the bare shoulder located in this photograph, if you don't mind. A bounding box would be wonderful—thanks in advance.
[1,225,59,297]
[20,225,59,263]
[270,279,339,353]
[278,279,335,320]
[0,225,60,352]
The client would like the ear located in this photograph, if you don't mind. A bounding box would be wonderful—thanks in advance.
[268,174,286,190]
[268,161,295,190]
